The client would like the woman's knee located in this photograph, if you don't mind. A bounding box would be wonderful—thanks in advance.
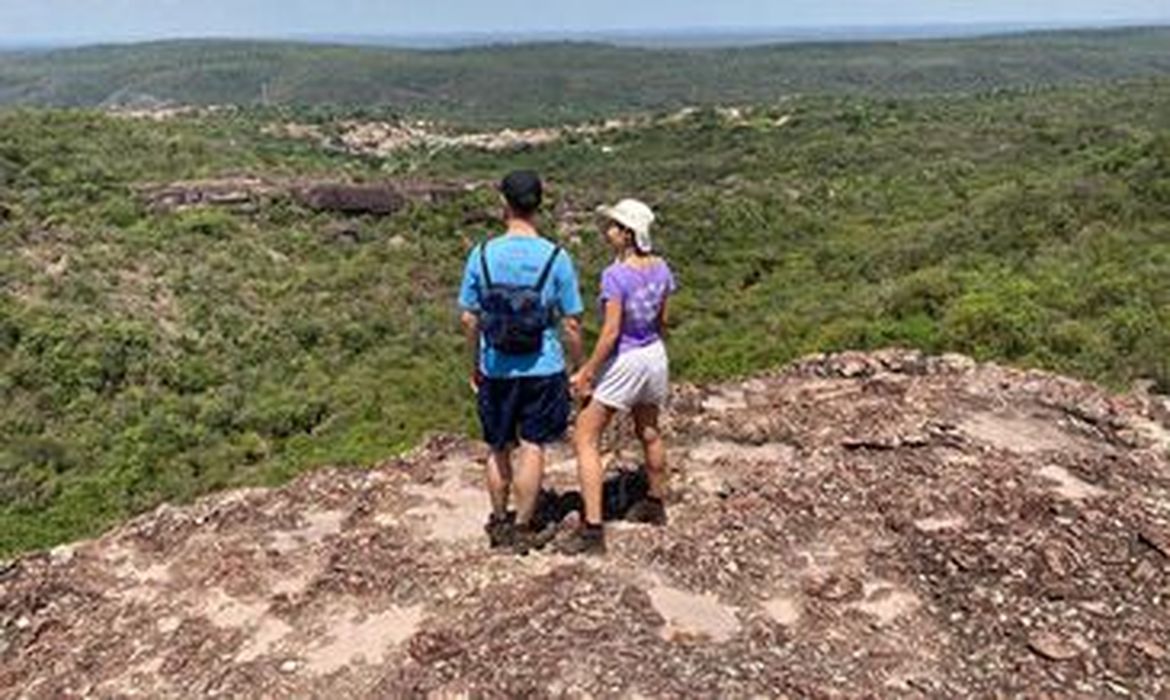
[574,407,606,447]
[635,421,663,448]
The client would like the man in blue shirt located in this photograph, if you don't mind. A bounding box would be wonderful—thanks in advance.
[459,170,584,553]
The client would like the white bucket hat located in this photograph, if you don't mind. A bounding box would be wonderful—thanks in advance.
[597,199,656,253]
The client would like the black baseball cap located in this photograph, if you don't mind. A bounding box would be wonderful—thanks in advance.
[499,170,542,214]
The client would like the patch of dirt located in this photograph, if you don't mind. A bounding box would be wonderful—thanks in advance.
[108,105,234,121]
[2,349,1169,697]
[1036,463,1108,501]
[961,410,1085,453]
[762,595,802,627]
[403,459,490,544]
[303,602,424,675]
[111,264,182,337]
[266,509,345,554]
[913,515,966,532]
[850,581,920,626]
[645,575,741,643]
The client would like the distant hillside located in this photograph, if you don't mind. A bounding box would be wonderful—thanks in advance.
[1,27,1169,125]
[1,78,1168,556]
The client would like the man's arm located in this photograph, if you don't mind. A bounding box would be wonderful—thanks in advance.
[553,250,585,374]
[461,310,482,392]
[457,245,485,392]
[562,315,583,371]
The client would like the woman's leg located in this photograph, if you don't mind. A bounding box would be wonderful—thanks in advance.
[574,399,616,525]
[632,404,668,500]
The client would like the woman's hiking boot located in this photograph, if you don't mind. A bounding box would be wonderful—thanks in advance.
[485,511,516,549]
[511,519,558,555]
[623,496,667,526]
[557,523,606,556]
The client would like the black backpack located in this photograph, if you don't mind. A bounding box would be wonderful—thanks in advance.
[478,241,562,355]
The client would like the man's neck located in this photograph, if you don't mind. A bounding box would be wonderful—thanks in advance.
[504,218,539,236]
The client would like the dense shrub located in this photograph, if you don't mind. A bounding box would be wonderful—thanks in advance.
[0,77,1168,556]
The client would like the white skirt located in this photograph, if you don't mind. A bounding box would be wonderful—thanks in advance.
[592,340,669,412]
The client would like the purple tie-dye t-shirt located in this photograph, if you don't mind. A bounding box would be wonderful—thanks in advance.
[599,260,677,354]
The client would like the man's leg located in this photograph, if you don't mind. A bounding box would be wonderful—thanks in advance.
[486,447,513,516]
[479,376,519,547]
[511,440,545,526]
[511,373,571,553]
[514,372,571,525]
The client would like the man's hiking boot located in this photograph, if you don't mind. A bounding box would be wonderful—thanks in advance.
[557,524,606,556]
[485,511,516,549]
[623,496,667,526]
[512,519,558,555]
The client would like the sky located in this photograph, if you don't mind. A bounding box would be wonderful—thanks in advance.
[1,0,1168,43]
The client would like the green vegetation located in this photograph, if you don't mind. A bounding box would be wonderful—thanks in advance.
[1,74,1169,558]
[0,28,1168,125]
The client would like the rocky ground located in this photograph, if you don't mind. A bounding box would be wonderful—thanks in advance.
[2,350,1169,698]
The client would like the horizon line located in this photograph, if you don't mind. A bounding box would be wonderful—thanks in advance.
[3,18,1168,50]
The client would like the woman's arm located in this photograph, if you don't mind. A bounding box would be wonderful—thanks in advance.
[571,298,622,395]
[657,296,670,340]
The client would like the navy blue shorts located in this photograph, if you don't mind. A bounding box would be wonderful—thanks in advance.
[477,373,570,450]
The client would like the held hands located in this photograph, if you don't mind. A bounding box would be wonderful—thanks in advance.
[570,366,595,399]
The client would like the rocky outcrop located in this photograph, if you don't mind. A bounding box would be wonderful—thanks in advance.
[293,183,408,216]
[138,177,477,216]
[265,106,791,158]
[2,350,1168,697]
[139,177,283,213]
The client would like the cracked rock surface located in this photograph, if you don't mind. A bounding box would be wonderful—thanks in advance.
[2,350,1169,697]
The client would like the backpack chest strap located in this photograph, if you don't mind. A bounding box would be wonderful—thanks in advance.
[479,240,561,292]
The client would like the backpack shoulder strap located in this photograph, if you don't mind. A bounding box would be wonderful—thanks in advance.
[478,240,493,288]
[533,245,562,292]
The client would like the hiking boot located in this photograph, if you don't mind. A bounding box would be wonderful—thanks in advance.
[557,524,606,556]
[485,511,516,549]
[512,519,558,555]
[623,496,667,526]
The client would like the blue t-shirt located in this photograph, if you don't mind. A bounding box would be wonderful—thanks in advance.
[459,234,584,378]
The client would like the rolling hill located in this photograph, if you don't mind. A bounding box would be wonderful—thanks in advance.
[1,76,1168,555]
[0,27,1169,125]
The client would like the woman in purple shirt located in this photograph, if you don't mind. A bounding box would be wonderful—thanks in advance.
[563,199,677,555]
